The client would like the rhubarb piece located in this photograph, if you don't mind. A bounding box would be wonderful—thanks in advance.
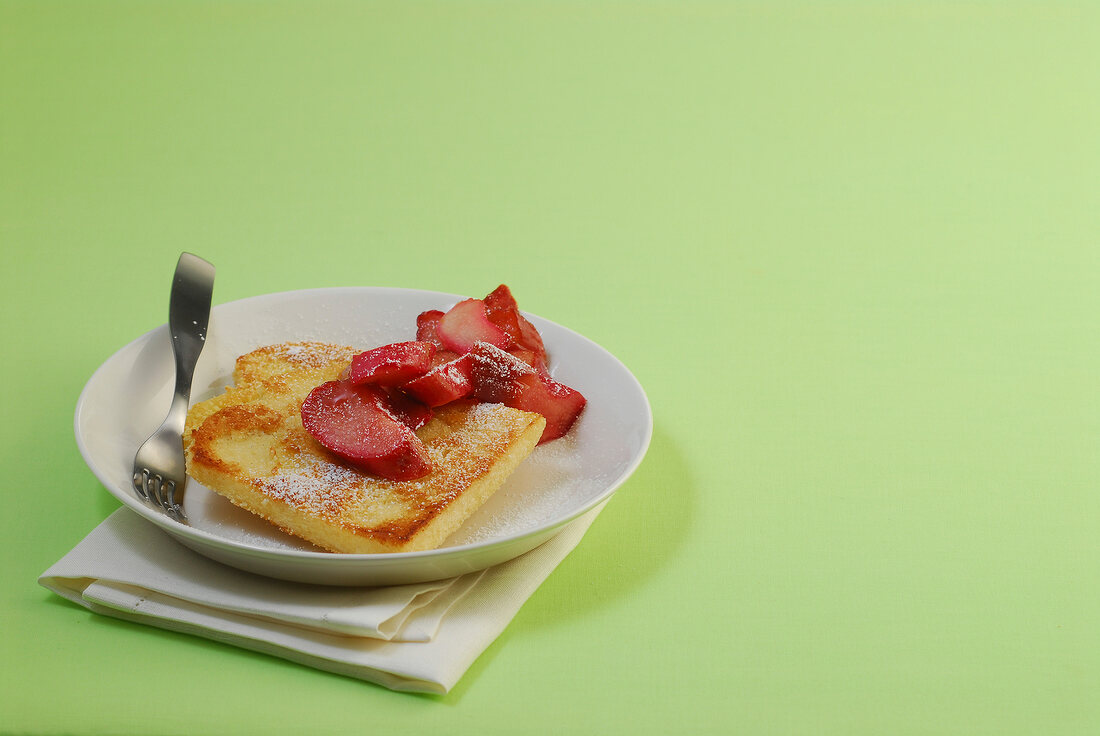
[467,342,585,443]
[468,342,539,403]
[416,310,447,349]
[301,380,432,480]
[506,348,540,368]
[483,283,520,313]
[484,285,548,372]
[416,311,462,365]
[348,341,435,386]
[494,313,547,372]
[402,354,475,407]
[379,386,434,430]
[437,298,514,353]
[430,349,460,368]
[508,373,586,442]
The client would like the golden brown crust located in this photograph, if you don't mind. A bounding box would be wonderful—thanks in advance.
[184,342,545,553]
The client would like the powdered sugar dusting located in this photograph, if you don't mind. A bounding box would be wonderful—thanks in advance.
[444,431,604,547]
[270,342,357,371]
[257,460,365,518]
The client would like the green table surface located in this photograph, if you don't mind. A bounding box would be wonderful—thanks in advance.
[2,1,1098,734]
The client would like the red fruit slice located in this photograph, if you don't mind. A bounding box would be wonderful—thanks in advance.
[483,285,548,373]
[379,386,434,430]
[467,342,585,443]
[514,317,547,368]
[301,380,432,480]
[416,310,447,350]
[401,354,475,407]
[468,342,537,403]
[484,284,519,313]
[437,299,513,353]
[431,349,460,368]
[348,341,435,386]
[507,348,539,368]
[508,372,586,443]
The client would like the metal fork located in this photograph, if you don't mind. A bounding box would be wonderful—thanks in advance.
[131,252,215,522]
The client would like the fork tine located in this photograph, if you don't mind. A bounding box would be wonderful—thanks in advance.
[162,478,187,522]
[144,472,160,506]
[150,474,168,510]
[133,469,150,500]
[132,465,186,520]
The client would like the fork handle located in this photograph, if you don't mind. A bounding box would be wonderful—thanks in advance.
[166,252,216,428]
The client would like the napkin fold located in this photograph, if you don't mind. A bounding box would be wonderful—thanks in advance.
[39,505,603,694]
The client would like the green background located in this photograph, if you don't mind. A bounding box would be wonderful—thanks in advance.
[2,1,1098,733]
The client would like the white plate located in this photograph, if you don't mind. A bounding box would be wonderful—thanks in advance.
[75,287,652,586]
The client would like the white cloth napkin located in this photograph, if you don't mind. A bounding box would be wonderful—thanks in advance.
[39,504,604,694]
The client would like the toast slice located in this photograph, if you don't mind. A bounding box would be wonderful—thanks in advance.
[183,342,545,553]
